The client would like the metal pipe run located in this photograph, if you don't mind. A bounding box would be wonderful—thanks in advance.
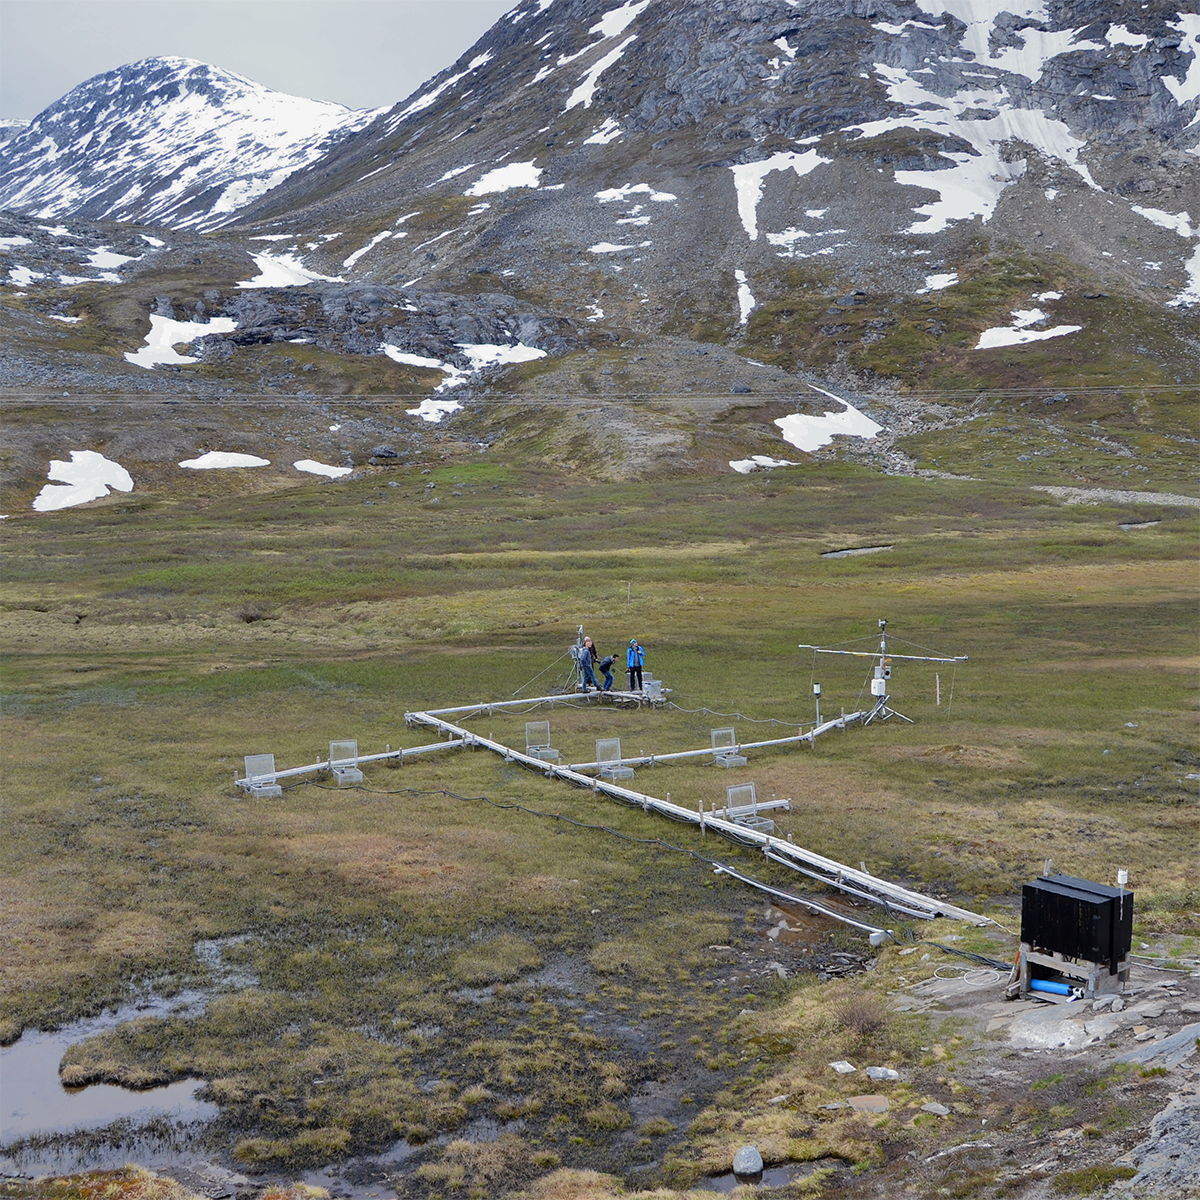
[709,861,886,936]
[761,845,982,924]
[405,709,988,926]
[564,714,859,771]
[766,853,943,920]
[422,692,609,718]
[237,739,465,786]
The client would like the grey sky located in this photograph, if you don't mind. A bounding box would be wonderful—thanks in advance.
[0,0,518,120]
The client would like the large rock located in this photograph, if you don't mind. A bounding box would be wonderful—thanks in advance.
[732,1144,763,1176]
[1007,1006,1091,1049]
[1123,1090,1200,1196]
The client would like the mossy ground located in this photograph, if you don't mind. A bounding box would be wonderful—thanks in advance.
[738,247,1199,405]
[1,461,1196,1196]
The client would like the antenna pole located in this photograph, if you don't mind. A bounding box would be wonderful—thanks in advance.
[800,619,964,726]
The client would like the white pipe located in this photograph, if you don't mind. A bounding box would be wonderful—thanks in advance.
[767,854,942,920]
[711,862,886,935]
[405,710,988,926]
[420,688,670,721]
[422,692,606,718]
[237,739,465,786]
[565,714,863,771]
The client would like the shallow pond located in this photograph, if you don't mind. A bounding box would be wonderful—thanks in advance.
[0,937,253,1174]
[698,1158,848,1192]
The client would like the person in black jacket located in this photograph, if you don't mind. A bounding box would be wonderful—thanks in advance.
[595,646,615,691]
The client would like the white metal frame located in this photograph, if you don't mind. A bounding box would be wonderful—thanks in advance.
[596,737,635,780]
[798,618,967,725]
[235,738,464,791]
[526,720,561,762]
[711,727,748,768]
[329,739,364,787]
[242,753,282,798]
[405,705,987,926]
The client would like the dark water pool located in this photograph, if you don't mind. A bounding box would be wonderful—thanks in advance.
[0,937,253,1173]
[697,1158,848,1192]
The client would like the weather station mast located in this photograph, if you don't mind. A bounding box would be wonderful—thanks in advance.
[799,619,968,724]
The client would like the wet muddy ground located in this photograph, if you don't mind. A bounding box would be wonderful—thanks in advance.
[0,940,252,1175]
[0,894,878,1196]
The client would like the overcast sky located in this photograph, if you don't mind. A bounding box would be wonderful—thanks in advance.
[0,0,518,120]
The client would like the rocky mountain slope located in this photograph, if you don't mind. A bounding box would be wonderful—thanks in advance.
[238,0,1200,357]
[0,57,379,230]
[1,0,1198,505]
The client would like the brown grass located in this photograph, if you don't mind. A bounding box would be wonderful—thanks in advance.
[0,1167,206,1200]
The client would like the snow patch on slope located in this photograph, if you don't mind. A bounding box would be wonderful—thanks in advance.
[1167,244,1200,306]
[1127,206,1198,305]
[590,0,652,40]
[596,183,676,203]
[585,118,623,144]
[238,252,343,288]
[912,2,1101,82]
[533,0,651,110]
[774,386,884,453]
[730,150,831,240]
[734,270,756,324]
[1107,24,1151,49]
[729,455,797,474]
[32,451,133,512]
[392,52,494,123]
[457,343,547,370]
[124,314,237,368]
[1162,14,1200,115]
[465,162,543,196]
[382,342,548,423]
[975,304,1081,348]
[294,459,352,479]
[1132,206,1195,238]
[847,61,1097,234]
[917,272,958,292]
[566,36,637,110]
[343,230,394,269]
[179,452,270,469]
[849,1,1175,237]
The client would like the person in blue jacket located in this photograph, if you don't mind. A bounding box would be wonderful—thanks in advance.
[626,637,644,691]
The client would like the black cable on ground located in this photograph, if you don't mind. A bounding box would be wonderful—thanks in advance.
[666,702,809,729]
[922,940,1013,972]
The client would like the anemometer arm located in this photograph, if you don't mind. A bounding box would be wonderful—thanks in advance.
[797,646,968,664]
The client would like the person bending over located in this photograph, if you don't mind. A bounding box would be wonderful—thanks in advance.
[596,647,615,691]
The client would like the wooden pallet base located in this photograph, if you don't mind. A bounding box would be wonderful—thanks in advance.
[1006,942,1129,1001]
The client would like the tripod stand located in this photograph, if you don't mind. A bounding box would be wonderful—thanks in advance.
[864,693,914,724]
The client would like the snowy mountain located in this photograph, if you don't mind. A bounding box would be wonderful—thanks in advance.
[1,0,1198,492]
[236,0,1200,311]
[0,57,381,230]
